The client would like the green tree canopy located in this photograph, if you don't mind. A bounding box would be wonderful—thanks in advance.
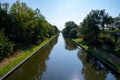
[114,14,120,30]
[62,21,78,38]
[80,10,101,44]
[0,0,59,60]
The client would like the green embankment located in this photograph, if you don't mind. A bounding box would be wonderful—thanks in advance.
[0,35,57,78]
[73,38,120,73]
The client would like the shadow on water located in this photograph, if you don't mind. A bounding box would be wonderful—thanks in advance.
[4,35,59,80]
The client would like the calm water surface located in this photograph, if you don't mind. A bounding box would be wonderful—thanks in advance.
[4,34,120,80]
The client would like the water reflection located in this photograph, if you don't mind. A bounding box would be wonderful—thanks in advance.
[77,49,120,80]
[5,35,59,80]
[3,34,120,80]
[64,38,77,51]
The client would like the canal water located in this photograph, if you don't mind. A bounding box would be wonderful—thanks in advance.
[4,33,120,80]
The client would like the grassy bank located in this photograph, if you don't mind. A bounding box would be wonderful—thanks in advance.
[0,35,57,78]
[73,38,120,73]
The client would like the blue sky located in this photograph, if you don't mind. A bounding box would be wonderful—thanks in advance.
[1,0,120,30]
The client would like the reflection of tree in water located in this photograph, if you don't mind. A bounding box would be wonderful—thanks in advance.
[77,49,108,80]
[34,35,59,80]
[6,35,59,80]
[64,38,77,51]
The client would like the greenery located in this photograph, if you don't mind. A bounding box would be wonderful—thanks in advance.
[0,35,57,77]
[114,14,120,30]
[0,1,59,60]
[0,30,14,60]
[80,10,113,45]
[63,9,120,73]
[62,10,115,45]
[62,21,78,39]
[62,9,120,55]
[99,33,114,43]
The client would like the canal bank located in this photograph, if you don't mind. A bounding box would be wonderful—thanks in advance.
[0,34,59,80]
[2,33,120,80]
[73,38,120,74]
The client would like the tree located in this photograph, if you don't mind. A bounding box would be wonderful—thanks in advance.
[114,14,120,29]
[98,10,113,31]
[0,1,59,60]
[62,21,78,38]
[70,28,78,38]
[0,30,14,60]
[80,10,114,45]
[81,10,100,45]
[53,25,59,34]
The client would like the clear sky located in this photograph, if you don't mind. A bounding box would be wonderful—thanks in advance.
[1,0,120,30]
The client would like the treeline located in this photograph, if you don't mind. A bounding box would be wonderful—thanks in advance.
[0,1,59,60]
[62,9,120,56]
[62,21,78,39]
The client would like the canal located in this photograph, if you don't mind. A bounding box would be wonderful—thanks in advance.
[4,33,120,80]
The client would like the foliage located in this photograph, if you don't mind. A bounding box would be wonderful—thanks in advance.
[80,10,101,45]
[77,10,114,45]
[99,33,115,43]
[0,1,59,60]
[0,30,14,60]
[62,21,78,38]
[62,9,120,57]
[69,10,120,72]
[114,14,120,29]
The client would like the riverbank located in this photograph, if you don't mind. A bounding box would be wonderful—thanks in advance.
[0,34,58,79]
[73,38,120,74]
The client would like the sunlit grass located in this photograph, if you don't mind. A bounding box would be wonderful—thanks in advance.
[73,38,88,49]
[0,35,56,78]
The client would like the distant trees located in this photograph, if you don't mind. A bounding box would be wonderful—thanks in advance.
[62,10,117,45]
[62,9,120,56]
[62,21,78,38]
[0,1,59,60]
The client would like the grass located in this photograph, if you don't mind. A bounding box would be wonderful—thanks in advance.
[0,35,57,78]
[73,38,88,49]
[73,38,120,73]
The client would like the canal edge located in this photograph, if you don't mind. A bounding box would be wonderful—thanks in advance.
[72,39,120,74]
[0,34,59,80]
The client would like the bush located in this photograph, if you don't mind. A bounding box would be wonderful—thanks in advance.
[115,48,120,57]
[0,30,14,60]
[99,33,115,43]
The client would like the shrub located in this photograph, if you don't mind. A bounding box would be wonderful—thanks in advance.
[0,30,14,60]
[99,33,115,43]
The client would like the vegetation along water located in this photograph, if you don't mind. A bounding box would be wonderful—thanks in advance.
[0,0,120,80]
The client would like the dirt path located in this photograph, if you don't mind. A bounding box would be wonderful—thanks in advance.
[0,50,24,69]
